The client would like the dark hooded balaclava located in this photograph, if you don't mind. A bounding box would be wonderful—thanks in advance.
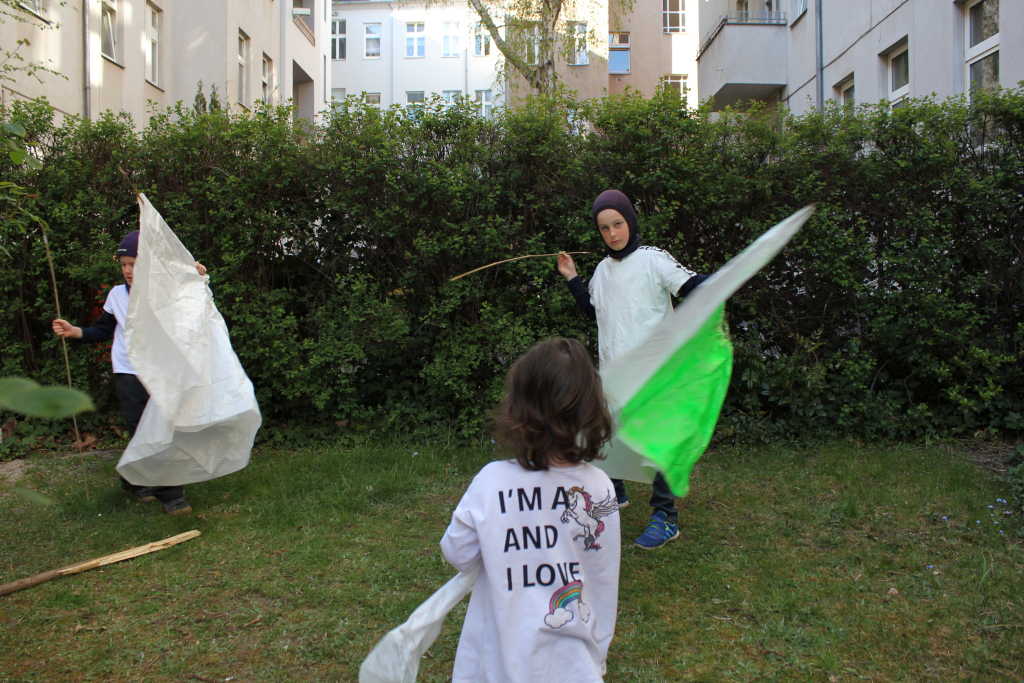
[591,189,639,260]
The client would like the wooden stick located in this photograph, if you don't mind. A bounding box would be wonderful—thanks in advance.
[40,224,88,501]
[449,252,592,282]
[0,530,200,597]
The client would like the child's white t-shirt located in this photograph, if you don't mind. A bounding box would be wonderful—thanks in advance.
[441,460,621,683]
[589,246,695,368]
[102,284,136,375]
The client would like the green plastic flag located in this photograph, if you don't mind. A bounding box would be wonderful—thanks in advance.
[597,205,816,496]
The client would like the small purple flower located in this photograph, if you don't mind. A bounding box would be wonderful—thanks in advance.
[942,516,947,520]
[926,565,933,569]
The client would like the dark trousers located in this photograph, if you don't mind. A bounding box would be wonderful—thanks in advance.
[613,473,677,524]
[113,373,184,504]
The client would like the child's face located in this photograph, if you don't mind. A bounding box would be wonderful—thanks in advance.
[120,256,136,285]
[596,209,630,251]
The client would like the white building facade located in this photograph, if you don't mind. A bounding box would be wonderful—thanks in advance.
[330,0,503,113]
[1,0,333,126]
[696,0,1022,113]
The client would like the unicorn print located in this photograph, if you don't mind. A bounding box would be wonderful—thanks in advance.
[560,486,617,551]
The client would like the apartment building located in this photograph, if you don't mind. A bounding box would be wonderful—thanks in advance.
[330,0,701,112]
[608,0,699,110]
[0,0,333,126]
[329,0,505,112]
[696,0,1023,113]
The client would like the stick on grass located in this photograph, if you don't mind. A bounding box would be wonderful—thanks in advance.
[0,530,201,597]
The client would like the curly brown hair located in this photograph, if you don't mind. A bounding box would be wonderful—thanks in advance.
[493,338,613,470]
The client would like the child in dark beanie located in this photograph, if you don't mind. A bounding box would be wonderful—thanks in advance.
[558,189,710,549]
[52,230,206,516]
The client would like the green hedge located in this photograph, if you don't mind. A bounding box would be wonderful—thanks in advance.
[2,86,1022,454]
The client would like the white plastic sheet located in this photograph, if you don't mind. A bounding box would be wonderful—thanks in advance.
[595,205,816,484]
[359,566,479,683]
[116,193,261,487]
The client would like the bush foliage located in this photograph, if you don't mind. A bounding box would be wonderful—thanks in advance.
[2,87,1022,454]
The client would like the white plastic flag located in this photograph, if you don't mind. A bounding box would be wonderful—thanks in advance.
[117,193,262,486]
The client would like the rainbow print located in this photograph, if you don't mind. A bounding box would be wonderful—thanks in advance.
[549,581,583,613]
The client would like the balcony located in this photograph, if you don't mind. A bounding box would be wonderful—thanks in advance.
[697,12,788,110]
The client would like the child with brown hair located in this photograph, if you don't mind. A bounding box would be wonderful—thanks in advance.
[440,337,621,683]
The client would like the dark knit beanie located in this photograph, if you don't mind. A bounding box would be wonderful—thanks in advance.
[592,189,640,260]
[117,230,139,258]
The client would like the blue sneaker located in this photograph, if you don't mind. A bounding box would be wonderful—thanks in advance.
[633,510,679,550]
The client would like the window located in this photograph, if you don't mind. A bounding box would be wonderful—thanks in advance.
[145,3,161,86]
[965,0,999,96]
[19,1,48,19]
[331,88,346,110]
[663,0,684,33]
[569,22,587,66]
[406,91,425,104]
[527,24,541,66]
[662,74,686,94]
[609,33,629,74]
[365,23,381,58]
[474,23,490,56]
[887,43,909,108]
[443,21,459,57]
[100,0,118,61]
[406,22,425,58]
[790,0,807,23]
[262,55,273,102]
[364,92,381,105]
[841,79,855,105]
[475,89,492,117]
[442,90,461,105]
[332,20,347,60]
[237,31,250,107]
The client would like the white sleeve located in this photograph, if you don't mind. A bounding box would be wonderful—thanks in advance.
[102,288,116,315]
[654,250,695,296]
[440,486,482,572]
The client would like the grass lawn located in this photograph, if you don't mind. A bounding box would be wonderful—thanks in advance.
[1,440,1021,682]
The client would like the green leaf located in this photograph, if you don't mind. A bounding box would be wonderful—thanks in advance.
[8,148,24,165]
[25,155,42,170]
[0,377,95,418]
[6,486,53,505]
[2,122,27,138]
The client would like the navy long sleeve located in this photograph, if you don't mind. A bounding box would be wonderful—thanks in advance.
[78,311,117,344]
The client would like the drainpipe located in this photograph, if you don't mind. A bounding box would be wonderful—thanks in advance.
[281,0,287,108]
[814,0,823,111]
[83,0,91,119]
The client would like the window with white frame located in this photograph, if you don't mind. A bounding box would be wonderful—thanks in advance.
[790,0,807,23]
[662,74,686,94]
[19,1,48,19]
[569,22,588,66]
[474,23,491,56]
[331,88,346,110]
[262,55,273,102]
[965,0,999,96]
[442,90,461,105]
[332,20,346,60]
[840,78,854,105]
[609,33,629,74]
[527,24,541,65]
[663,0,684,34]
[406,22,425,58]
[145,3,161,86]
[887,42,909,108]
[365,92,381,105]
[101,0,118,61]
[407,91,425,104]
[443,21,459,57]
[364,23,381,58]
[475,89,492,117]
[237,31,250,107]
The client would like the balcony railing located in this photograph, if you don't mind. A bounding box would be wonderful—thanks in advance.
[697,11,787,58]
